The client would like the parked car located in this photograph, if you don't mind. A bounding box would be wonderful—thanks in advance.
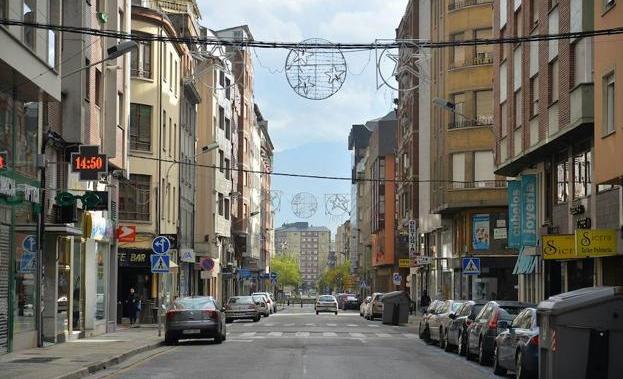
[445,300,488,355]
[493,307,539,379]
[341,294,359,310]
[360,296,372,317]
[365,292,384,320]
[465,300,533,365]
[164,296,226,345]
[252,292,276,313]
[225,296,261,323]
[315,295,338,315]
[252,295,270,317]
[427,300,465,347]
[418,300,444,341]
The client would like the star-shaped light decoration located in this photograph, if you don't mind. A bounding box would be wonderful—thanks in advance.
[285,48,313,70]
[294,76,316,96]
[376,40,430,92]
[325,65,346,85]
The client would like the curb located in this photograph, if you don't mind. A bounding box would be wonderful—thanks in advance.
[56,339,163,379]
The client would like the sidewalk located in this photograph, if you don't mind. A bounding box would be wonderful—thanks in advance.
[0,326,163,379]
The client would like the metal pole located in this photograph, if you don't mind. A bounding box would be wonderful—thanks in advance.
[157,273,161,336]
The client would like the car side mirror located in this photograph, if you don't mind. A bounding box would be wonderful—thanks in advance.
[497,320,510,331]
[468,314,476,321]
[449,313,456,320]
[221,307,226,312]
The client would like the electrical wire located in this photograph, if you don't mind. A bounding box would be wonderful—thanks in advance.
[2,19,623,50]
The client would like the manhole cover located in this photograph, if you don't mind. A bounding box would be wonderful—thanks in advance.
[10,357,61,363]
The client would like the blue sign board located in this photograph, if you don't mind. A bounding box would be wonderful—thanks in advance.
[239,268,252,279]
[521,175,537,246]
[23,235,37,253]
[152,236,171,255]
[19,252,35,273]
[508,180,522,248]
[472,214,490,250]
[462,257,481,275]
[150,254,170,273]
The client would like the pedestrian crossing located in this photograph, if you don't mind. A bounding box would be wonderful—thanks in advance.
[231,322,384,328]
[226,331,419,340]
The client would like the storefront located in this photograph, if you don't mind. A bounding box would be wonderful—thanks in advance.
[117,248,153,324]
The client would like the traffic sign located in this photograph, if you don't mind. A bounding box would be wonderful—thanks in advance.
[152,236,171,255]
[117,225,136,242]
[150,254,170,273]
[416,256,433,265]
[180,249,195,263]
[399,258,410,268]
[22,235,37,253]
[19,252,35,273]
[462,257,481,275]
[200,257,215,271]
[392,272,402,285]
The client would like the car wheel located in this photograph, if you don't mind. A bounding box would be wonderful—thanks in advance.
[422,324,431,343]
[334,311,338,315]
[478,339,490,366]
[253,315,260,322]
[438,328,445,348]
[493,345,507,375]
[316,311,319,315]
[225,318,232,324]
[458,333,465,356]
[164,334,178,346]
[515,350,535,379]
[214,333,224,344]
[443,330,453,352]
[466,338,476,361]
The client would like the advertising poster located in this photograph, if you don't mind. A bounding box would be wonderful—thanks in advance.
[521,174,537,246]
[472,214,490,250]
[507,180,521,248]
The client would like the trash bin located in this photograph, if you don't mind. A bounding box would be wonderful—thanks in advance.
[537,286,623,379]
[381,291,410,325]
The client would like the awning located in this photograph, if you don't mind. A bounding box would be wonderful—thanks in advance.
[512,246,538,275]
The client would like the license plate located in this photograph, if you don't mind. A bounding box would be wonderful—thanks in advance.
[182,329,200,335]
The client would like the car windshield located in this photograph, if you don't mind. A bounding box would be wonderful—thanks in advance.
[229,296,254,304]
[347,296,357,301]
[171,297,216,310]
[319,295,335,302]
[252,296,265,303]
[451,302,463,312]
[499,306,524,319]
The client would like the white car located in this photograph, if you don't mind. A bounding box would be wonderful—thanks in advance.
[252,292,276,313]
[252,295,270,317]
[315,295,338,315]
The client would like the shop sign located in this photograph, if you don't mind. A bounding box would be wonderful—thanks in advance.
[508,180,521,248]
[0,174,16,197]
[521,175,537,246]
[494,228,507,240]
[399,258,410,268]
[575,229,618,258]
[542,235,576,260]
[87,212,113,242]
[116,225,136,242]
[472,214,490,250]
[576,217,591,230]
[570,200,585,215]
[118,251,150,267]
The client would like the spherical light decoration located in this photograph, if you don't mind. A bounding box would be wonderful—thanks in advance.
[291,192,318,219]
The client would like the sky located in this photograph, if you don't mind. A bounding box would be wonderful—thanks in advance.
[198,0,408,233]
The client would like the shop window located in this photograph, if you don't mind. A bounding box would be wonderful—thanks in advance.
[129,103,152,151]
[556,153,569,203]
[573,149,591,199]
[119,174,151,221]
[14,233,37,333]
[96,244,106,320]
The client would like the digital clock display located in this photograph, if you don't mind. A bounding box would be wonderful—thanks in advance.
[70,145,108,181]
[0,151,7,170]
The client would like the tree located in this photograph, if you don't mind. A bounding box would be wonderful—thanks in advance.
[317,261,354,293]
[271,254,301,289]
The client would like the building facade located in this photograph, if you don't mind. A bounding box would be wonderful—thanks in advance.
[335,220,351,266]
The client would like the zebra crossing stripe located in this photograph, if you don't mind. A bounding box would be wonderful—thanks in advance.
[349,332,366,338]
[267,332,283,337]
[346,324,357,327]
[296,332,310,337]
[264,323,275,327]
[284,323,295,326]
[323,332,337,337]
[240,332,256,338]
[376,333,391,338]
[305,323,316,326]
[367,324,380,328]
[403,333,417,338]
[327,323,337,327]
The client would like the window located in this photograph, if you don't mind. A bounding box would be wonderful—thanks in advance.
[162,110,167,152]
[225,158,230,179]
[530,76,539,117]
[243,203,248,218]
[95,69,102,107]
[219,150,224,173]
[224,198,230,220]
[474,151,494,186]
[572,39,592,86]
[530,0,539,26]
[174,60,177,94]
[173,123,177,158]
[244,137,248,153]
[573,149,591,199]
[500,62,508,102]
[225,118,231,139]
[475,29,493,64]
[452,153,465,188]
[218,193,224,216]
[451,93,465,127]
[120,174,151,221]
[23,0,35,49]
[219,106,225,130]
[604,0,616,11]
[85,59,91,101]
[556,153,569,203]
[225,78,231,99]
[0,0,6,20]
[514,90,522,128]
[169,53,173,90]
[476,90,493,125]
[168,117,172,157]
[130,103,152,151]
[173,187,176,223]
[131,38,152,78]
[451,32,464,68]
[219,70,225,87]
[501,102,508,137]
[604,73,615,135]
[549,59,559,104]
[514,8,523,38]
[161,179,165,220]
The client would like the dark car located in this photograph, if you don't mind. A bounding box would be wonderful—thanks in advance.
[465,300,533,365]
[165,296,226,345]
[341,294,359,310]
[427,300,465,347]
[493,307,539,379]
[445,300,488,354]
[418,299,444,341]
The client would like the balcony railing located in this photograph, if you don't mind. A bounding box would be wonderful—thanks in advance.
[448,115,493,129]
[448,0,493,11]
[450,180,508,190]
[449,52,493,69]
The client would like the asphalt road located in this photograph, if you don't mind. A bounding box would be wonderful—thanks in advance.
[93,305,501,379]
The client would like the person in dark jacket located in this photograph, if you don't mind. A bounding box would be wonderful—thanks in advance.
[420,290,431,313]
[126,288,140,326]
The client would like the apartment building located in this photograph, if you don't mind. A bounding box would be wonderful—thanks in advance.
[335,220,351,267]
[259,111,274,283]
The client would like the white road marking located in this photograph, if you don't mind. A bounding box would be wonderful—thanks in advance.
[267,332,283,337]
[403,333,418,338]
[367,324,380,328]
[284,323,295,327]
[304,323,316,326]
[264,323,275,327]
[240,332,256,338]
[323,332,338,337]
[346,324,358,327]
[376,333,391,338]
[350,333,366,338]
[326,323,337,327]
[296,332,310,337]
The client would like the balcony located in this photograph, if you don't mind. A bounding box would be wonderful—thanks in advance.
[569,83,594,129]
[448,0,493,11]
[449,52,493,70]
[450,180,508,190]
[435,181,508,213]
[448,115,493,130]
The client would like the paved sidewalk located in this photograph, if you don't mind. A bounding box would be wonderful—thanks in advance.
[0,326,163,379]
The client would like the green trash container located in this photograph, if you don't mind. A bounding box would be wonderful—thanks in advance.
[381,291,410,325]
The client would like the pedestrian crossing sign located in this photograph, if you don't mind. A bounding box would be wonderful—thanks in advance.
[151,254,170,273]
[462,257,480,275]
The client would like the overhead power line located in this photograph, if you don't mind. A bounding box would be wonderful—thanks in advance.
[128,153,508,185]
[2,19,623,50]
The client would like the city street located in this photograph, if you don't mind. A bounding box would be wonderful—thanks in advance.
[93,306,497,379]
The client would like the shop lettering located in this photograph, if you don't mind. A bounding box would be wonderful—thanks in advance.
[524,182,536,233]
[510,188,521,236]
[543,240,574,257]
[130,253,146,263]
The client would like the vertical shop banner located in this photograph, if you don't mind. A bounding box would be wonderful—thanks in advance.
[508,180,521,248]
[520,175,537,246]
[472,214,490,250]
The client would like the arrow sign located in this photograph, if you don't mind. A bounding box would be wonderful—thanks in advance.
[117,225,136,242]
[151,254,170,273]
[152,236,171,255]
[462,257,481,275]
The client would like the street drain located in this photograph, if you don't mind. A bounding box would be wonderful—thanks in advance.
[10,357,61,363]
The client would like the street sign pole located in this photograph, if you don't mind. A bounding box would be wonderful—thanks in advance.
[157,273,161,337]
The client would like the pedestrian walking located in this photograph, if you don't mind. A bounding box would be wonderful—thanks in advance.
[126,288,140,326]
[419,290,431,314]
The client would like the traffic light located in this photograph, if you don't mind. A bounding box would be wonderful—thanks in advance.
[0,151,7,170]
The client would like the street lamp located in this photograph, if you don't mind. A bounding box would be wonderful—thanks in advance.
[164,142,219,186]
[61,41,137,78]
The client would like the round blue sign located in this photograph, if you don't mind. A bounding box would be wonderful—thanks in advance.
[200,257,215,271]
[152,236,171,255]
[23,235,37,253]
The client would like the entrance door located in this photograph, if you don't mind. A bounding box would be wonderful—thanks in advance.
[71,239,85,338]
[0,224,9,353]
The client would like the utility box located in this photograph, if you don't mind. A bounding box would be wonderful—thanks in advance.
[381,291,410,325]
[537,286,623,379]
